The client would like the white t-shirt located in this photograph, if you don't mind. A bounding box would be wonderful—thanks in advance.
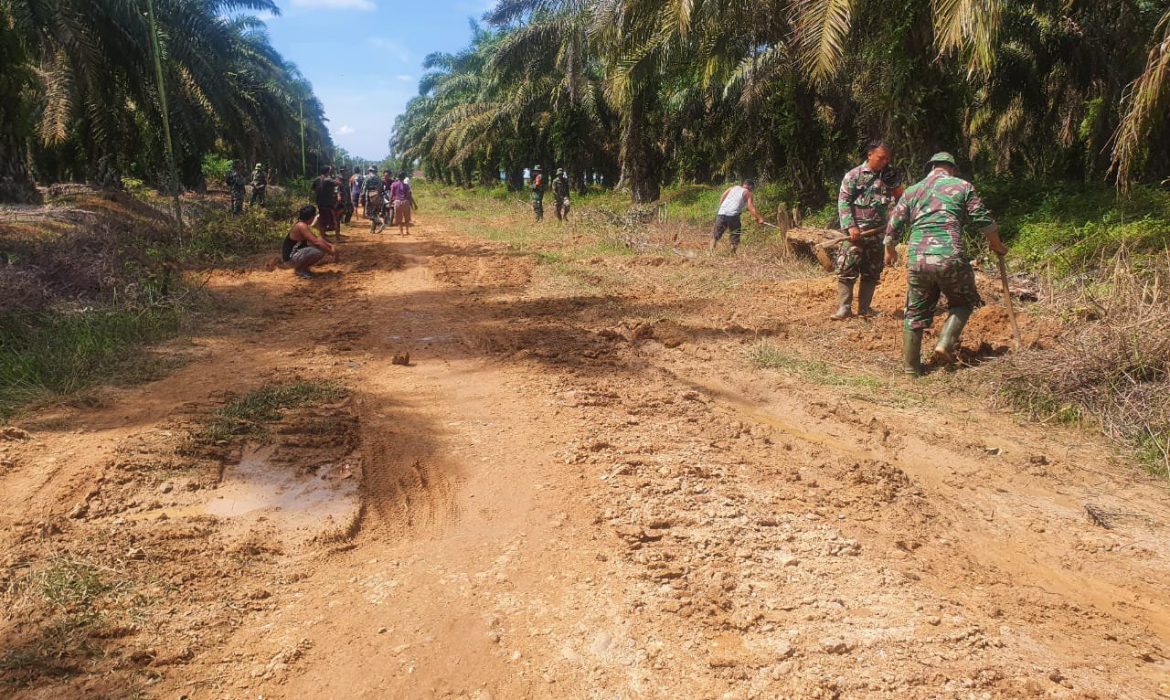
[717,186,749,217]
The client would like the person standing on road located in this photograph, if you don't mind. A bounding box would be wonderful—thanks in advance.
[709,178,765,254]
[226,160,246,215]
[312,166,340,238]
[530,165,545,222]
[390,172,417,235]
[884,152,1007,376]
[364,166,386,234]
[339,167,354,224]
[833,141,904,320]
[552,168,571,221]
[351,170,365,221]
[250,162,268,207]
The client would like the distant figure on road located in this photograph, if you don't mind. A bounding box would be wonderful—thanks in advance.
[339,167,354,223]
[884,152,1007,376]
[710,178,765,254]
[833,140,904,320]
[390,172,417,235]
[275,205,338,280]
[226,160,246,215]
[364,166,386,234]
[553,168,571,221]
[530,165,545,222]
[250,162,268,207]
[312,166,340,238]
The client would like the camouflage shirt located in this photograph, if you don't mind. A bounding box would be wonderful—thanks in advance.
[225,169,246,193]
[837,163,900,231]
[883,169,996,265]
[552,176,569,199]
[252,169,267,189]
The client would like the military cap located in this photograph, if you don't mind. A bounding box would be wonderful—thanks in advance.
[927,152,957,168]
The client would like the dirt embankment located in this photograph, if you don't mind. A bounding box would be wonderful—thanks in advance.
[1,204,1168,699]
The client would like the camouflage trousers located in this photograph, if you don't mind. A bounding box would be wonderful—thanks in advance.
[554,195,570,220]
[903,255,984,331]
[532,193,544,221]
[835,237,883,284]
[230,190,244,215]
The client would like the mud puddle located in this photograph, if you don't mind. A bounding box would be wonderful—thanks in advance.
[134,445,361,541]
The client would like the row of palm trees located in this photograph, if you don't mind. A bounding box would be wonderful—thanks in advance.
[0,0,333,203]
[390,0,1170,203]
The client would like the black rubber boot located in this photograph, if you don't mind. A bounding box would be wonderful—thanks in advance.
[903,329,924,376]
[830,280,854,320]
[857,279,878,317]
[932,306,972,366]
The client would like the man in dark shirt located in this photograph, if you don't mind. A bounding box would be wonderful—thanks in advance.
[312,166,339,237]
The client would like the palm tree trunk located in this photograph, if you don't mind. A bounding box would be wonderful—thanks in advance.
[621,87,662,203]
[0,131,41,204]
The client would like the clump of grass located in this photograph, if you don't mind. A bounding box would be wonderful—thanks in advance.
[748,340,884,390]
[0,306,184,418]
[186,206,286,262]
[986,251,1170,477]
[197,380,346,443]
[1,558,134,681]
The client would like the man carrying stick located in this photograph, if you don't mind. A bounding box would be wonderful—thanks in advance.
[710,178,765,254]
[833,141,904,319]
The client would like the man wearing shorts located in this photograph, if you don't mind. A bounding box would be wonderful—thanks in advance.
[710,178,765,254]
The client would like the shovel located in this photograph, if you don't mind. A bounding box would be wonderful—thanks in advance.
[813,226,884,272]
[997,253,1024,351]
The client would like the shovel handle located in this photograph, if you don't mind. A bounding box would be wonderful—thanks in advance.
[997,254,1024,352]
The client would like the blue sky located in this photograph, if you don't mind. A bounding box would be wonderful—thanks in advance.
[260,0,494,160]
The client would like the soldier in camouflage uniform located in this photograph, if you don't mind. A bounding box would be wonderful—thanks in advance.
[226,160,246,215]
[552,168,571,221]
[250,163,268,207]
[531,165,545,222]
[833,141,904,319]
[884,152,1008,376]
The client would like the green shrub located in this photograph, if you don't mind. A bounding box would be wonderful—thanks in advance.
[200,153,234,187]
[188,206,284,261]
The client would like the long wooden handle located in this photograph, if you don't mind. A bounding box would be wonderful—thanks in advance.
[998,254,1024,352]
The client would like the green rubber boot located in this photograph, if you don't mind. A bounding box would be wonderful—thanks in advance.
[932,306,972,366]
[857,279,878,317]
[903,329,924,377]
[830,280,854,320]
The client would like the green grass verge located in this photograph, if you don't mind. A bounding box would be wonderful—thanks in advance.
[0,306,185,418]
[196,380,346,444]
[747,340,885,390]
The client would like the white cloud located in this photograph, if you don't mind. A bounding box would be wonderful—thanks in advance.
[291,0,375,11]
[367,37,411,63]
[338,125,355,135]
[394,74,414,83]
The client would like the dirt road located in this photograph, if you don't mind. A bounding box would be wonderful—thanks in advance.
[2,210,1169,699]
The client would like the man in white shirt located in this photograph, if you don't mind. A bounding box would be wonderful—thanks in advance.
[710,178,765,254]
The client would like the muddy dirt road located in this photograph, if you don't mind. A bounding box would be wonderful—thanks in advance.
[2,210,1169,699]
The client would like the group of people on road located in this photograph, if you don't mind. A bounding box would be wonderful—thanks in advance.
[264,142,1006,376]
[268,165,419,279]
[529,166,572,222]
[311,166,418,237]
[226,161,270,214]
[710,141,1006,377]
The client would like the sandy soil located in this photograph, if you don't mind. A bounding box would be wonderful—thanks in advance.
[1,207,1168,699]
